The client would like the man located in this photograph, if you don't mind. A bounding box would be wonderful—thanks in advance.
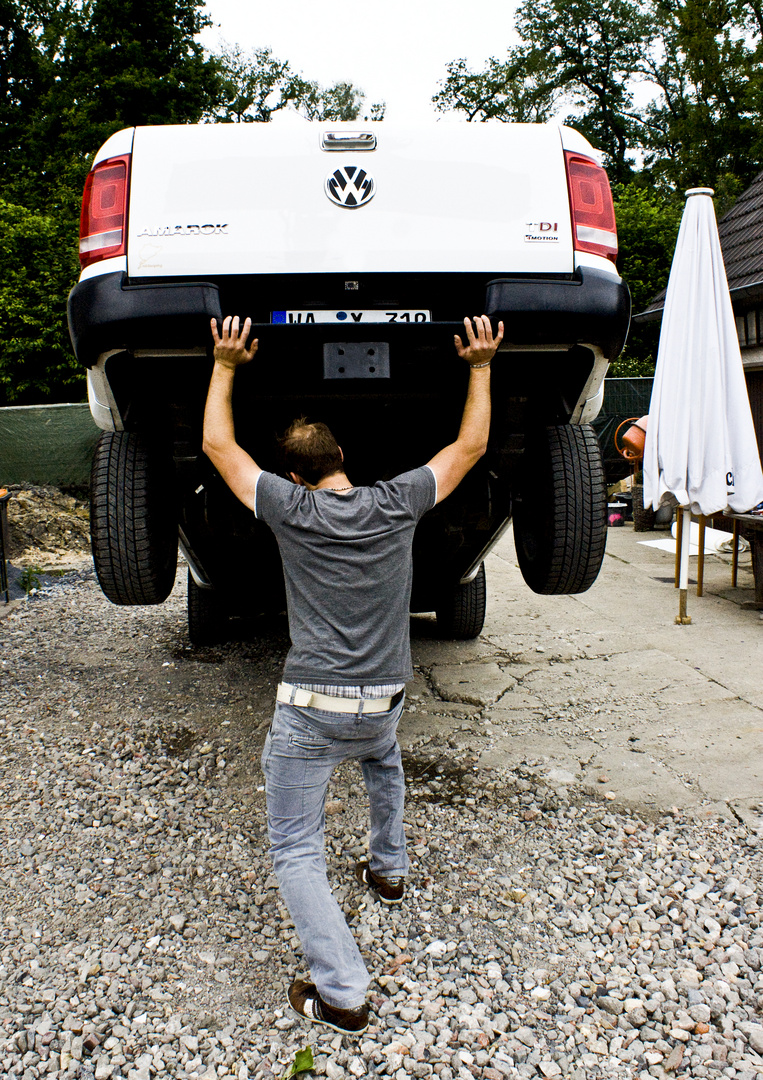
[202,313,504,1035]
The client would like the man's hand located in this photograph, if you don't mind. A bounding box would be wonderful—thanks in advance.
[454,315,504,367]
[211,315,258,369]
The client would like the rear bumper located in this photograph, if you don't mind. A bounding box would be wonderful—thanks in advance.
[68,273,223,367]
[486,268,630,358]
[68,267,630,366]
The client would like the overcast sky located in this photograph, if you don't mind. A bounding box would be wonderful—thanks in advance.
[200,0,521,122]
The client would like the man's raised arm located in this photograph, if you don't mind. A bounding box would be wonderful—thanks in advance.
[202,315,262,509]
[426,315,504,504]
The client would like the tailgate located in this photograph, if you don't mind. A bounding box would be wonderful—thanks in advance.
[126,122,575,278]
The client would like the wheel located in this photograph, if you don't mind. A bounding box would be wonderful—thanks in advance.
[435,563,486,639]
[90,431,177,605]
[187,570,228,645]
[513,423,607,594]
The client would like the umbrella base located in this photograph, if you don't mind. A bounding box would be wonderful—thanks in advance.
[675,588,692,624]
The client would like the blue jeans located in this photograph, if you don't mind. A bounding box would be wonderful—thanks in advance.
[261,697,407,1010]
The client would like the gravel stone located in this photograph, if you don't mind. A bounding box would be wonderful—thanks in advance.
[0,531,762,1079]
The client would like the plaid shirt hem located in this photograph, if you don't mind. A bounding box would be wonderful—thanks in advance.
[294,682,405,699]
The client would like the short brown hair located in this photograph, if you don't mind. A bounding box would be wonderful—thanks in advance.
[279,418,343,485]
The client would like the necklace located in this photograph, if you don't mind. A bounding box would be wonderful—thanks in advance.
[325,485,352,491]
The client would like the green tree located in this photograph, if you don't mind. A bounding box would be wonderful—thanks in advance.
[609,182,683,375]
[0,0,57,208]
[47,0,219,201]
[433,53,560,123]
[205,43,290,123]
[639,0,763,196]
[0,2,377,404]
[0,0,225,405]
[207,41,380,124]
[434,0,763,193]
[0,1,40,163]
[2,0,221,214]
[288,77,372,122]
[513,0,651,183]
[0,199,83,404]
[434,0,651,183]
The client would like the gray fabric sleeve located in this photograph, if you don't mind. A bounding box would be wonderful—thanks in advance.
[423,464,438,506]
[382,466,437,521]
[253,471,295,523]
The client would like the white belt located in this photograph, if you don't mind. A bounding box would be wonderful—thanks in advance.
[276,682,399,714]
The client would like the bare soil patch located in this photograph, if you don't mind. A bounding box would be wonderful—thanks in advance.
[4,484,91,570]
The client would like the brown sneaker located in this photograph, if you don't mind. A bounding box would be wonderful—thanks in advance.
[287,979,369,1035]
[355,860,405,905]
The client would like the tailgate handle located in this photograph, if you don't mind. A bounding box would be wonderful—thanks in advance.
[321,131,376,151]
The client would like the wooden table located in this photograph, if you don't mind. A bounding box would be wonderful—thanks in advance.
[674,511,763,607]
[730,513,763,609]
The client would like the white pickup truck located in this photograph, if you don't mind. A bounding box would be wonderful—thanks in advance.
[68,121,630,642]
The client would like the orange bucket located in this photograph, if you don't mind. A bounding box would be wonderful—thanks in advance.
[616,415,648,461]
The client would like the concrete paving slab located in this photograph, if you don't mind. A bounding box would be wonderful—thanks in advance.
[577,749,701,812]
[514,640,586,663]
[398,710,465,748]
[411,522,763,817]
[520,649,738,706]
[408,632,489,667]
[430,661,516,706]
[477,732,597,774]
[406,673,437,704]
[727,799,763,833]
[491,691,546,713]
[478,732,700,812]
[620,700,763,801]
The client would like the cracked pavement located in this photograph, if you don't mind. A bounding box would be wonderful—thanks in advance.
[400,521,763,830]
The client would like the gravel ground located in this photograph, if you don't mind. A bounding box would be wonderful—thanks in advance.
[1,567,763,1080]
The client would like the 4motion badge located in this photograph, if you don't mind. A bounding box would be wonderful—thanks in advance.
[325,165,375,209]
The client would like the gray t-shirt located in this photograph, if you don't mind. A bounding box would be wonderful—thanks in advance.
[254,467,437,685]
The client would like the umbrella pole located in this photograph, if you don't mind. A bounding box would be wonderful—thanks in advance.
[732,518,740,587]
[674,509,682,587]
[697,515,706,596]
[676,507,693,624]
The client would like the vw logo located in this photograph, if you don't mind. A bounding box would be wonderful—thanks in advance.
[325,165,375,209]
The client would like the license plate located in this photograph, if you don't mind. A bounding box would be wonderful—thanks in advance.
[271,309,431,324]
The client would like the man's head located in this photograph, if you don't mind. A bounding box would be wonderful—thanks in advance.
[279,418,343,486]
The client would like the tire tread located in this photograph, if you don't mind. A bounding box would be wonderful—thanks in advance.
[90,432,177,605]
[435,563,487,639]
[514,424,607,595]
[187,570,228,645]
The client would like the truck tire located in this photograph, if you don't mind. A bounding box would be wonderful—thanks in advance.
[187,571,228,645]
[513,424,607,594]
[90,431,177,605]
[435,563,486,639]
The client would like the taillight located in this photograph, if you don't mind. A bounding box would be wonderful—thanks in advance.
[79,154,130,269]
[564,151,617,264]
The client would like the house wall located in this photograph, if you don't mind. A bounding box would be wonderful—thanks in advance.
[735,300,763,468]
[741,344,763,370]
[746,370,763,468]
[736,304,763,369]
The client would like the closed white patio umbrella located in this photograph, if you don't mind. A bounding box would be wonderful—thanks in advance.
[643,187,763,622]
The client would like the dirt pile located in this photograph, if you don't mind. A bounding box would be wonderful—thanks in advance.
[3,485,91,569]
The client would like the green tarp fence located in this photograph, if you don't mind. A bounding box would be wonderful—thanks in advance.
[0,404,100,488]
[593,377,654,483]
